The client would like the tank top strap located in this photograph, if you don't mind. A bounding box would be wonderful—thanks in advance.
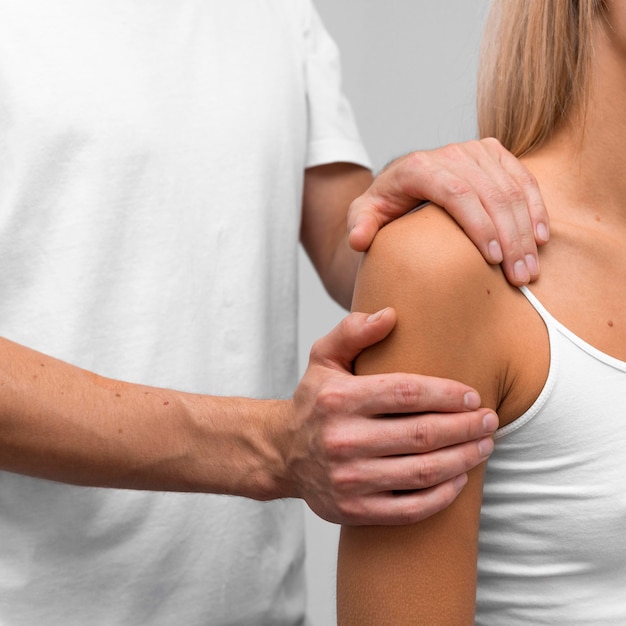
[518,285,557,329]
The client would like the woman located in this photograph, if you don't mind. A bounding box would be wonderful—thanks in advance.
[337,0,626,623]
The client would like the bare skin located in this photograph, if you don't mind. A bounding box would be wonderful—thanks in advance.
[347,138,549,286]
[337,4,626,621]
[0,140,546,527]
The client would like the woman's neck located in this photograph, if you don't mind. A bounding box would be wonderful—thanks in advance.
[525,18,626,222]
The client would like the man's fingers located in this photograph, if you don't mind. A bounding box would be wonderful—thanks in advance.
[296,307,499,527]
[345,139,549,286]
[405,140,536,284]
[471,138,547,283]
[337,476,469,526]
[319,371,483,417]
[493,141,550,245]
[328,409,498,457]
[334,428,495,525]
[334,436,493,496]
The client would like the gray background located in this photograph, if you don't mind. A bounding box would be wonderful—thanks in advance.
[299,1,490,624]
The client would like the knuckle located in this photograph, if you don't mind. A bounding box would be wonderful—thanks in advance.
[324,492,370,525]
[413,458,442,489]
[316,384,341,411]
[320,422,355,459]
[404,150,429,171]
[482,186,509,212]
[381,501,413,526]
[500,183,525,206]
[438,142,469,165]
[502,246,524,265]
[445,177,474,202]
[331,466,360,493]
[421,485,458,519]
[393,380,423,408]
[518,169,538,189]
[465,410,482,440]
[307,336,326,363]
[412,419,436,451]
[464,139,482,154]
[464,441,486,471]
[518,227,537,248]
[441,141,461,156]
[398,503,425,526]
[335,496,366,524]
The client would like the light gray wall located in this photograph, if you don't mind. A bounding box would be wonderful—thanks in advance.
[299,2,490,624]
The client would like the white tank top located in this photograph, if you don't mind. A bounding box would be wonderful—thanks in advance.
[476,286,626,624]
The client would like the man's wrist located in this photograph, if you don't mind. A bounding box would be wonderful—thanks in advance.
[193,396,297,502]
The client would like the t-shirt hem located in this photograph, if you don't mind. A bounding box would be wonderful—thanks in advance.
[306,138,372,170]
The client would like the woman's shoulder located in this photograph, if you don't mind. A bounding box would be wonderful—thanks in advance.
[355,203,504,314]
[352,203,526,411]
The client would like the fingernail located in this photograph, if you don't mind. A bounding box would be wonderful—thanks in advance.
[513,259,530,284]
[349,213,367,233]
[483,412,498,433]
[366,308,386,323]
[464,391,481,410]
[536,221,549,243]
[453,473,468,492]
[478,437,495,457]
[525,253,539,277]
[488,240,503,264]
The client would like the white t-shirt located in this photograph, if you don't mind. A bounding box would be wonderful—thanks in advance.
[0,1,370,623]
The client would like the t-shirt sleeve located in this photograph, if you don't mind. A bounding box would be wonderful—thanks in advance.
[303,3,372,170]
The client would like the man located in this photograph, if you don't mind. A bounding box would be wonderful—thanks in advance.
[0,1,546,623]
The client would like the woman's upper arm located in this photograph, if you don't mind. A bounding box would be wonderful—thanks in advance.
[338,205,504,625]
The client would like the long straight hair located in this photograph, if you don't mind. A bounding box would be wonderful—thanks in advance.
[477,0,606,157]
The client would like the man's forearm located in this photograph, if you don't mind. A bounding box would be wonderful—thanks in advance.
[0,312,498,527]
[301,163,373,309]
[0,337,290,498]
[320,235,361,309]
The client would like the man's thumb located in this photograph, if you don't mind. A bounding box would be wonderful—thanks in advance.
[310,308,397,371]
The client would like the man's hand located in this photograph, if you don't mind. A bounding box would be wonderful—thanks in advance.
[348,138,549,286]
[285,308,497,526]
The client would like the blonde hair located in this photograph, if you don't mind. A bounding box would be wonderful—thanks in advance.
[477,0,606,157]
